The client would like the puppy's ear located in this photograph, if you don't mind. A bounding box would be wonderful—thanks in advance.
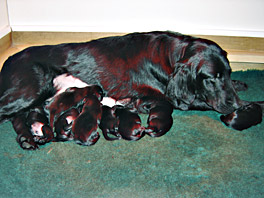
[165,64,195,105]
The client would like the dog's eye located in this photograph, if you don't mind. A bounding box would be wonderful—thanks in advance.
[200,73,212,79]
[215,73,221,78]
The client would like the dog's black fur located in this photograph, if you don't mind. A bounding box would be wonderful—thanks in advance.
[0,31,263,149]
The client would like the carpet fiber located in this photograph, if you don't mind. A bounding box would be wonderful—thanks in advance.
[0,70,263,198]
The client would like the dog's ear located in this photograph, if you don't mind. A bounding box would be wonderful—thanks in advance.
[165,63,195,105]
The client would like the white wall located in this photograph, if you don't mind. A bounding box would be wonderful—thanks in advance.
[0,0,11,38]
[6,0,264,37]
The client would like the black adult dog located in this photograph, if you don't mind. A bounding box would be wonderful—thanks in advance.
[0,31,263,149]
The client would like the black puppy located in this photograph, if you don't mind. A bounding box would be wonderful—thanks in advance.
[54,108,79,141]
[99,105,120,141]
[145,101,173,137]
[72,94,102,146]
[46,85,103,130]
[27,85,103,145]
[134,97,173,137]
[220,103,262,131]
[26,107,54,144]
[115,106,145,141]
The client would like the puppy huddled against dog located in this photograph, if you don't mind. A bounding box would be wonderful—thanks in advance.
[25,86,174,147]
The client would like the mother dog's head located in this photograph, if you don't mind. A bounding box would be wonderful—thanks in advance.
[165,39,241,114]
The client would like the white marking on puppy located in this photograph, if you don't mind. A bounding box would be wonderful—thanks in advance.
[31,122,44,136]
[66,116,75,125]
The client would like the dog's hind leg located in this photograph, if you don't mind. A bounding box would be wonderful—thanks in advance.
[12,114,39,150]
[0,56,57,123]
[27,107,54,144]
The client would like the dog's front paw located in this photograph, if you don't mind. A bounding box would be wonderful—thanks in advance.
[17,134,39,150]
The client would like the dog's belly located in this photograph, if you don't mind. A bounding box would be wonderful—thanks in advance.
[53,74,90,96]
[52,74,130,107]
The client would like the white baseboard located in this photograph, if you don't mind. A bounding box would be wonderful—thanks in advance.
[0,26,11,39]
[10,25,264,38]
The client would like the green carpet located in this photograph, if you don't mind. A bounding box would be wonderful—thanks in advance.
[0,70,263,198]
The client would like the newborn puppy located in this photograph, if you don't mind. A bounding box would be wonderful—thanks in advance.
[27,107,54,144]
[134,97,173,137]
[46,85,103,129]
[115,107,144,141]
[145,101,173,137]
[99,105,120,141]
[220,103,262,131]
[54,108,79,141]
[72,94,102,146]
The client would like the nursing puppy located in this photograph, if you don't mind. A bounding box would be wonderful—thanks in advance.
[46,85,103,129]
[115,106,145,141]
[146,101,173,138]
[51,85,103,144]
[72,94,102,146]
[99,105,120,141]
[54,108,79,141]
[220,103,262,131]
[29,85,103,144]
[135,97,173,137]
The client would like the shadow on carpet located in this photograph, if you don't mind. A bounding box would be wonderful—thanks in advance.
[0,70,264,198]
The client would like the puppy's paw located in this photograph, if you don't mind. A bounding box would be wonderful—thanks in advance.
[74,131,100,146]
[144,127,168,138]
